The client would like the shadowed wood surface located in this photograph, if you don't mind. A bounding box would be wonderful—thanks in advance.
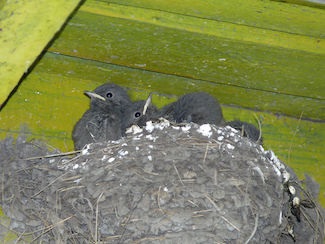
[0,1,324,234]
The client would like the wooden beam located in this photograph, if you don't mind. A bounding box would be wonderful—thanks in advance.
[0,0,82,106]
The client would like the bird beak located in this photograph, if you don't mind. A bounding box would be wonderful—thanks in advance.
[142,93,152,115]
[84,91,106,101]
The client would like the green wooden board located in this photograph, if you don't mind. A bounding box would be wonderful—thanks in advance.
[102,0,325,38]
[49,1,325,120]
[272,0,325,9]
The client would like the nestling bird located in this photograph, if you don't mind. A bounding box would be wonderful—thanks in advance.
[226,120,262,144]
[121,94,158,134]
[159,92,225,125]
[72,83,132,150]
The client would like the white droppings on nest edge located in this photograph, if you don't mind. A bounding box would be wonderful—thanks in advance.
[226,125,240,134]
[81,144,91,155]
[197,124,213,138]
[226,144,235,150]
[154,118,170,130]
[101,155,109,161]
[73,178,82,184]
[132,134,143,140]
[252,166,265,184]
[264,150,291,185]
[126,125,143,135]
[108,157,115,163]
[181,124,192,132]
[118,149,129,157]
[145,121,155,133]
[145,134,158,142]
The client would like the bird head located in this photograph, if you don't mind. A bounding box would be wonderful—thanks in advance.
[122,93,158,131]
[85,83,131,111]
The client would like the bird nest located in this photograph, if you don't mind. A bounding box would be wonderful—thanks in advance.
[0,120,324,243]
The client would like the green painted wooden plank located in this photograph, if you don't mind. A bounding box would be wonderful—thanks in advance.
[31,52,325,120]
[84,1,324,54]
[0,52,323,206]
[102,0,325,38]
[48,9,325,119]
[272,0,325,9]
[0,0,82,107]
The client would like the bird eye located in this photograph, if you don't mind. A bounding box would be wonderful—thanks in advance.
[106,92,113,98]
[135,112,141,118]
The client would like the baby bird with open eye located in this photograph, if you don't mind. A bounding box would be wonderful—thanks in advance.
[72,83,132,150]
[121,94,158,134]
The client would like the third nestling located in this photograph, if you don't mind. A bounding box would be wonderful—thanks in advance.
[159,92,225,126]
[121,91,262,144]
[158,92,262,144]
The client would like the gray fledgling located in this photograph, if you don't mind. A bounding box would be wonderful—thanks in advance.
[72,83,132,150]
[227,120,262,144]
[121,94,158,134]
[159,92,224,125]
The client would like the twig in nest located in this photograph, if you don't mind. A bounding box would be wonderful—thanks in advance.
[244,213,259,244]
[203,143,209,163]
[173,163,184,186]
[192,209,213,214]
[205,194,240,232]
[14,230,26,243]
[288,180,324,237]
[23,150,81,161]
[28,216,73,242]
[103,235,122,241]
[60,153,83,166]
[58,185,86,193]
[31,172,69,198]
[287,111,303,163]
[133,169,154,182]
[95,192,104,243]
[1,171,4,205]
[300,202,323,242]
[134,236,165,243]
[157,186,162,211]
[118,187,151,244]
[72,197,94,216]
[188,200,200,208]
[253,113,263,143]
